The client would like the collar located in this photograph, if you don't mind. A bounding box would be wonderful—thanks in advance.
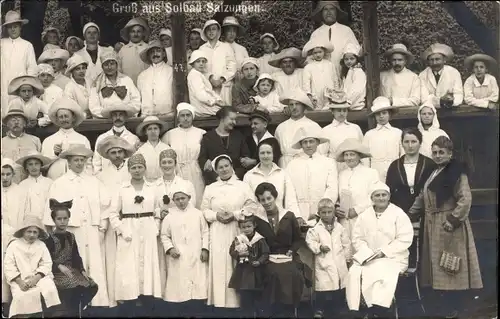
[392,67,407,74]
[347,163,362,172]
[7,132,25,139]
[316,219,337,230]
[322,22,338,29]
[472,75,489,87]
[2,184,15,192]
[432,68,443,76]
[112,161,126,171]
[67,170,84,181]
[112,125,126,133]
[299,151,320,159]
[127,41,146,47]
[10,37,21,43]
[152,61,166,68]
[332,119,349,127]
[253,130,273,143]
[253,162,281,176]
[376,123,392,130]
[215,174,239,185]
[236,232,264,246]
[27,175,43,182]
[59,127,76,134]
[123,177,154,188]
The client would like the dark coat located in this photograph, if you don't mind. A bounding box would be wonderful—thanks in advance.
[246,135,282,165]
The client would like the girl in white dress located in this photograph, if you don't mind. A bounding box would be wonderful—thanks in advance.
[252,73,285,113]
[417,96,449,158]
[340,43,366,110]
[256,33,281,75]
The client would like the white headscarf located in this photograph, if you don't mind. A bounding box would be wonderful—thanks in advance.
[176,102,196,120]
[417,95,441,131]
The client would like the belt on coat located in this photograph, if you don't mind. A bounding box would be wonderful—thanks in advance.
[119,212,154,219]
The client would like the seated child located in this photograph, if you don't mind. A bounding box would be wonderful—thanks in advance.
[229,213,270,318]
[187,49,224,117]
[43,199,98,317]
[252,73,285,113]
[463,53,499,109]
[37,64,63,110]
[3,216,61,318]
[340,43,366,110]
[306,198,351,319]
[41,26,62,51]
[7,75,50,127]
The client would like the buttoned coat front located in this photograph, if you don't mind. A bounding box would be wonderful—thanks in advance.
[419,65,464,107]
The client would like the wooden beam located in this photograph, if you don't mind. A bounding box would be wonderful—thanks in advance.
[497,2,500,75]
[170,0,188,127]
[361,1,380,129]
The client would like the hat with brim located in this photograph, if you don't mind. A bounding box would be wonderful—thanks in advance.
[120,17,150,42]
[101,103,137,118]
[260,33,279,52]
[384,43,415,65]
[302,38,334,57]
[1,158,20,171]
[268,47,305,68]
[249,109,271,123]
[335,138,371,162]
[291,126,328,149]
[188,49,209,65]
[222,16,245,34]
[2,104,28,124]
[41,26,61,43]
[8,76,44,96]
[311,1,347,19]
[279,89,314,110]
[324,88,349,108]
[136,116,168,136]
[13,216,48,240]
[65,54,89,76]
[97,135,136,160]
[59,144,94,160]
[421,43,454,62]
[48,96,86,127]
[464,53,497,71]
[37,48,70,64]
[368,96,396,116]
[201,20,221,42]
[2,11,29,27]
[16,151,52,167]
[139,40,164,65]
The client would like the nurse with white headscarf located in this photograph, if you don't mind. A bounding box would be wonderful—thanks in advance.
[161,103,206,208]
[417,95,449,158]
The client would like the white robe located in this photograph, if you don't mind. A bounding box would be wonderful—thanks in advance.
[1,184,24,230]
[346,204,413,310]
[40,84,64,110]
[118,41,149,85]
[108,179,163,301]
[274,116,321,168]
[18,175,53,221]
[380,68,421,107]
[162,127,206,208]
[256,53,281,75]
[272,69,304,97]
[343,67,366,110]
[136,141,171,182]
[320,119,363,172]
[137,62,174,116]
[161,205,209,302]
[362,123,403,181]
[286,152,338,221]
[302,59,340,109]
[187,68,222,116]
[201,176,254,308]
[419,65,463,107]
[1,220,14,303]
[41,128,92,180]
[64,78,91,116]
[4,239,60,317]
[463,74,499,108]
[92,128,140,174]
[305,220,351,291]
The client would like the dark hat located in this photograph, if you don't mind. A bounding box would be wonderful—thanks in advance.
[249,109,271,123]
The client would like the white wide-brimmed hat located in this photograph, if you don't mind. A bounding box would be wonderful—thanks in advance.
[291,126,328,150]
[65,54,89,76]
[59,144,94,160]
[464,53,497,71]
[268,47,305,68]
[37,48,70,64]
[2,11,29,27]
[188,49,209,65]
[101,102,136,118]
[48,96,86,127]
[222,16,244,33]
[136,116,168,136]
[311,1,347,19]
[201,19,221,42]
[260,33,279,51]
[421,43,454,62]
[97,135,136,160]
[120,17,150,42]
[342,43,362,57]
[279,89,314,110]
[302,37,334,57]
[324,88,349,108]
[335,138,371,162]
[368,96,396,116]
[139,40,164,64]
[384,43,415,65]
[16,151,52,167]
[8,75,44,96]
[13,216,48,240]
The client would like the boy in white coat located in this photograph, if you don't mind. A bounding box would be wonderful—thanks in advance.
[221,16,249,79]
[118,17,150,85]
[463,53,499,109]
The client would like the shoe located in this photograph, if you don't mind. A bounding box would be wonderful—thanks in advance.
[313,310,324,319]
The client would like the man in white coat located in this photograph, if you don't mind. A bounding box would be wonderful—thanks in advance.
[118,17,150,85]
[419,43,463,108]
[92,103,140,174]
[380,44,421,108]
[286,126,339,224]
[308,1,360,76]
[269,48,305,97]
[43,144,110,307]
[346,181,413,317]
[221,16,249,77]
[137,40,174,116]
[1,11,38,116]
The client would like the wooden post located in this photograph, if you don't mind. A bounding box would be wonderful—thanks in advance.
[362,1,380,129]
[497,2,500,76]
[171,0,188,127]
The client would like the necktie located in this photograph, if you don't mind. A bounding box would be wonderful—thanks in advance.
[434,72,440,84]
[328,27,332,41]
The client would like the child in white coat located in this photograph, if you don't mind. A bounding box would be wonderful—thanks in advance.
[256,33,281,75]
[463,53,499,109]
[252,73,285,113]
[7,75,50,127]
[340,43,366,110]
[306,198,351,319]
[37,64,63,110]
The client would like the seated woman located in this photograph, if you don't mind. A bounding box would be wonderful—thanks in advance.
[3,216,61,318]
[253,182,312,318]
[346,181,413,318]
[231,58,260,114]
[44,199,98,317]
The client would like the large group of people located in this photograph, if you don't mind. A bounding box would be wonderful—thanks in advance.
[1,0,492,318]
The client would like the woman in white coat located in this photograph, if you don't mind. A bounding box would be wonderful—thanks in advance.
[346,181,413,318]
[201,154,257,316]
[417,96,450,158]
[108,153,163,317]
[161,103,206,208]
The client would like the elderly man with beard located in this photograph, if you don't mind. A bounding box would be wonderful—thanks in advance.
[379,43,422,108]
[137,40,174,116]
[92,103,140,174]
[269,47,306,97]
[1,107,41,184]
[118,18,150,85]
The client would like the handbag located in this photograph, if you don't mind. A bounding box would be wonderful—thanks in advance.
[439,231,461,274]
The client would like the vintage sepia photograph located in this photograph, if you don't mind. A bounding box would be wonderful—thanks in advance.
[0,0,498,318]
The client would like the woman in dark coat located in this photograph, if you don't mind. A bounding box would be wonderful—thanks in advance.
[253,182,312,318]
[232,58,259,114]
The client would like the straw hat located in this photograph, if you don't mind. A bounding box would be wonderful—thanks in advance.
[291,126,328,149]
[421,43,454,62]
[2,11,29,27]
[13,216,48,240]
[279,89,314,110]
[335,138,371,162]
[41,26,61,43]
[311,1,347,19]
[268,47,305,68]
[222,16,244,33]
[384,43,414,65]
[120,17,150,42]
[302,38,334,57]
[201,19,221,42]
[342,43,362,57]
[97,135,136,160]
[324,88,349,108]
[188,49,209,65]
[48,96,86,127]
[139,40,164,64]
[16,151,52,167]
[59,144,94,160]
[101,102,137,118]
[2,102,28,124]
[368,96,396,116]
[136,116,168,136]
[249,109,271,123]
[260,33,279,52]
[464,53,497,71]
[65,54,89,76]
[8,75,44,96]
[37,48,70,64]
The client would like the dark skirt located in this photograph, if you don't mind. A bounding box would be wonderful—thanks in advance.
[228,262,265,291]
[54,271,98,310]
[262,260,307,306]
